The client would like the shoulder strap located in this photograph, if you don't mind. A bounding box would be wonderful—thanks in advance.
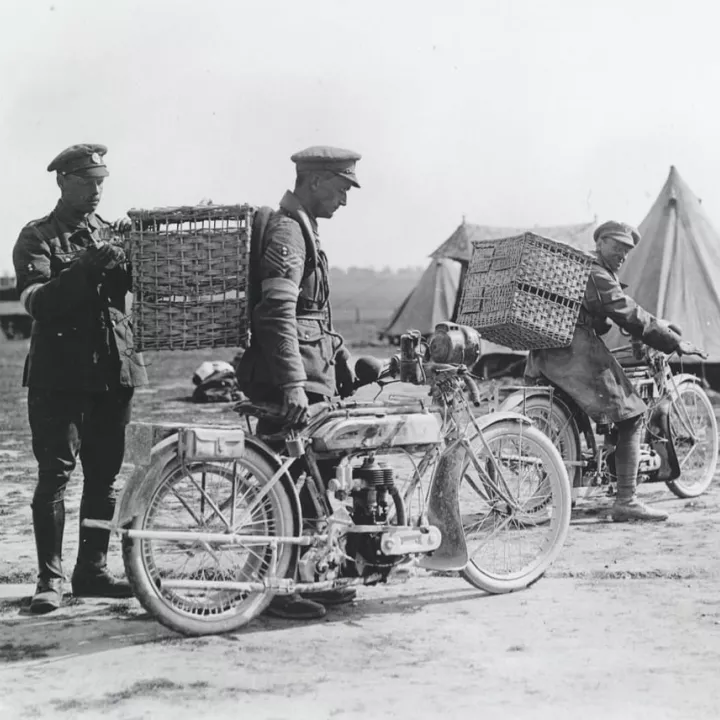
[246,206,274,335]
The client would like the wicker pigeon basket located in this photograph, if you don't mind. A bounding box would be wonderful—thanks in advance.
[126,204,253,351]
[456,232,593,350]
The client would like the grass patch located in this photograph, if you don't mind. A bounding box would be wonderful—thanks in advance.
[0,641,60,662]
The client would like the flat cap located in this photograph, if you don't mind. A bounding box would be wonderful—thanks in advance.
[47,143,109,177]
[593,220,640,248]
[291,146,362,188]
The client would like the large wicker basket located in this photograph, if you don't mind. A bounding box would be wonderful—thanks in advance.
[127,204,253,351]
[455,232,594,350]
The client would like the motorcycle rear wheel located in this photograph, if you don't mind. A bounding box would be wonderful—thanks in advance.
[123,448,297,636]
[665,381,719,498]
[459,420,571,594]
[501,393,583,489]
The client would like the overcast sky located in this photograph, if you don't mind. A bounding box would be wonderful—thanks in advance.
[2,0,719,275]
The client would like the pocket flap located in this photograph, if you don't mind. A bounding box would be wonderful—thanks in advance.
[297,318,324,343]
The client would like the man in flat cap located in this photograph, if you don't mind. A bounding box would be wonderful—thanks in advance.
[526,220,703,522]
[237,145,360,620]
[12,144,148,613]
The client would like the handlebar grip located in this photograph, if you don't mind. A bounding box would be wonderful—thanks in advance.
[464,374,482,407]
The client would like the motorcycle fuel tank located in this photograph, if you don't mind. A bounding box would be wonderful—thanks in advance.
[312,413,442,453]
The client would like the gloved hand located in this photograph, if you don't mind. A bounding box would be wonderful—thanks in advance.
[77,242,126,272]
[335,346,356,399]
[678,340,707,359]
[112,216,132,233]
[282,386,309,426]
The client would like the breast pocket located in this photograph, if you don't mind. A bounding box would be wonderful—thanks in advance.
[50,249,84,275]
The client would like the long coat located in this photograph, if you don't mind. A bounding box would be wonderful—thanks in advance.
[525,253,681,424]
[237,191,344,400]
[12,202,148,391]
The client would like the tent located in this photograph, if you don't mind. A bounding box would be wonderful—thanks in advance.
[383,258,461,338]
[383,218,597,371]
[605,166,720,364]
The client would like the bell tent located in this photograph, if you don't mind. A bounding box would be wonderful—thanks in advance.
[605,166,720,364]
[383,258,461,339]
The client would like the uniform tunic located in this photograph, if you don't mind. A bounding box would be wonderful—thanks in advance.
[13,201,148,391]
[525,253,681,424]
[238,191,342,401]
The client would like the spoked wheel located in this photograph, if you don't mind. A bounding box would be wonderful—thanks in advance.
[458,420,571,594]
[501,394,582,489]
[665,381,719,498]
[123,447,297,636]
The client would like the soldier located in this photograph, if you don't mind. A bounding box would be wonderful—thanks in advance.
[525,220,703,522]
[13,144,148,614]
[237,146,360,620]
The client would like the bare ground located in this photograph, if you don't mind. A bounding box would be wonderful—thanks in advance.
[1,340,720,720]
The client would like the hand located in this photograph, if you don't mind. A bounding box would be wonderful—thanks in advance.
[668,322,683,336]
[92,242,126,270]
[112,216,132,233]
[677,340,707,359]
[282,386,309,426]
[335,348,356,399]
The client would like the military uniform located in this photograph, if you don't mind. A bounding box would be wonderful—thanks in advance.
[526,251,681,423]
[12,144,147,611]
[237,147,361,406]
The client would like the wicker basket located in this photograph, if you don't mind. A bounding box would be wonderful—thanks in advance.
[127,204,253,351]
[455,232,594,350]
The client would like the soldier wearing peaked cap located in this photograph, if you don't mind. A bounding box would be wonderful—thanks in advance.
[237,145,361,620]
[526,219,703,523]
[12,144,148,614]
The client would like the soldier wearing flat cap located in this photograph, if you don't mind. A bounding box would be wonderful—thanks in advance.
[12,144,148,614]
[237,145,361,620]
[526,220,703,522]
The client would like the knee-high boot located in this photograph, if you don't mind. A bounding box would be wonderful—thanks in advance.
[30,501,65,613]
[71,490,132,598]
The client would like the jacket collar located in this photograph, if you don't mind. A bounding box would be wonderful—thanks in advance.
[53,200,100,232]
[592,250,628,289]
[279,191,318,237]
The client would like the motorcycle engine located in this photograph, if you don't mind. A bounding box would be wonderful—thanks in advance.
[342,456,405,583]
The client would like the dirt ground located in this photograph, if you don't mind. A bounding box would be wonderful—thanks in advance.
[2,340,720,720]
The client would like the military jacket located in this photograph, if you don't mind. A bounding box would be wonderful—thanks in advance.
[12,202,148,391]
[237,191,342,399]
[525,253,681,423]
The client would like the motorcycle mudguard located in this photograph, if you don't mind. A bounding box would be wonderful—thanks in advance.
[114,425,301,532]
[647,397,681,483]
[419,411,531,571]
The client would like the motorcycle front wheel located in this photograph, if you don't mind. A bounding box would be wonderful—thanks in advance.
[665,381,719,498]
[122,447,297,636]
[458,420,571,594]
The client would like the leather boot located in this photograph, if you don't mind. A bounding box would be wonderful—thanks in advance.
[30,502,65,614]
[265,593,327,620]
[71,493,132,599]
[611,496,669,522]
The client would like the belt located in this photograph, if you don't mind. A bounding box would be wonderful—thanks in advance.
[296,311,326,321]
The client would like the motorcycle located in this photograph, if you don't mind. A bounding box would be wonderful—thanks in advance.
[85,323,571,636]
[499,340,718,503]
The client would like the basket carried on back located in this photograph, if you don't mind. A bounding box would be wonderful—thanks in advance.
[127,204,253,351]
[455,232,593,350]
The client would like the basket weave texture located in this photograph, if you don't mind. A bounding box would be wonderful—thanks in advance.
[456,232,594,350]
[127,204,253,351]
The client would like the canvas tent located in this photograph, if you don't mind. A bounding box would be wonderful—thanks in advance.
[383,258,461,339]
[605,166,720,364]
[383,219,597,370]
